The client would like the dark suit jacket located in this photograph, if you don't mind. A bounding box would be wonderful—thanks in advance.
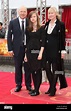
[7,17,28,56]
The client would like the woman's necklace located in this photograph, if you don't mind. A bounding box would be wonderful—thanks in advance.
[32,25,37,32]
[47,22,56,34]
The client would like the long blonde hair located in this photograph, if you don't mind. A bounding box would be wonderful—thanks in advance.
[48,6,61,20]
[27,10,41,31]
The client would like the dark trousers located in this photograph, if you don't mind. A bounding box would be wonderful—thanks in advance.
[32,69,42,93]
[45,62,58,92]
[45,60,68,92]
[24,62,32,88]
[58,59,68,89]
[14,46,31,88]
[59,74,68,89]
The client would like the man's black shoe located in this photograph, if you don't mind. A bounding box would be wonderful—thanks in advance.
[14,86,22,92]
[28,90,35,94]
[30,92,40,96]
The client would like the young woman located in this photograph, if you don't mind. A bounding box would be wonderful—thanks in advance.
[24,11,46,96]
[44,7,68,96]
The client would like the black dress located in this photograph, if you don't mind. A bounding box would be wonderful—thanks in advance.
[26,26,45,72]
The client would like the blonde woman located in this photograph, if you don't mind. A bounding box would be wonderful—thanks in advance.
[44,7,68,96]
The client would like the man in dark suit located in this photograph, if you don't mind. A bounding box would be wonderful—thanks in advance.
[7,6,32,92]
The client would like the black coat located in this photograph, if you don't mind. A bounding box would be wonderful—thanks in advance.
[44,19,65,56]
[44,19,68,88]
[44,19,66,63]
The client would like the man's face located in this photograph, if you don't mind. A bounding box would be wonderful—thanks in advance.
[18,6,27,19]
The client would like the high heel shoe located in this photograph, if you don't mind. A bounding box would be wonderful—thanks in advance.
[45,88,51,94]
[49,92,55,96]
[49,88,56,96]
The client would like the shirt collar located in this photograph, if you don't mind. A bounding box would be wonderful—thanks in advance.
[19,17,25,22]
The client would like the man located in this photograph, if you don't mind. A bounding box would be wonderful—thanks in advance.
[0,22,6,38]
[7,6,32,92]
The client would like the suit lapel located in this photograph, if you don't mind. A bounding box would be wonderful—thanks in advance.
[16,18,28,34]
[26,18,28,27]
[16,18,22,33]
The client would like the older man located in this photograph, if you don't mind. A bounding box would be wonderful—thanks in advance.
[7,6,32,92]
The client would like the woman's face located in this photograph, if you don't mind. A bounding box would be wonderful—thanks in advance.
[48,9,56,20]
[30,13,37,23]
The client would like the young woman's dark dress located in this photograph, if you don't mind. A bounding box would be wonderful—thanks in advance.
[26,26,45,95]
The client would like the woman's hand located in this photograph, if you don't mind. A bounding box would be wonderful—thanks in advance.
[37,47,44,60]
[61,50,67,59]
[61,53,66,59]
[24,54,28,62]
[37,53,42,60]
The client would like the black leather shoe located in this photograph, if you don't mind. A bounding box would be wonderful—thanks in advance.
[30,92,40,96]
[14,86,22,92]
[27,87,33,91]
[28,90,35,94]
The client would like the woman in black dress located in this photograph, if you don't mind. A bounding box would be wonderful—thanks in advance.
[24,11,45,96]
[44,7,68,96]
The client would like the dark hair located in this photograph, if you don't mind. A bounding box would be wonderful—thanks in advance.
[27,10,41,31]
[0,22,3,26]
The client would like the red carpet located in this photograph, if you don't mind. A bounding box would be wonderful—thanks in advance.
[0,72,71,105]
